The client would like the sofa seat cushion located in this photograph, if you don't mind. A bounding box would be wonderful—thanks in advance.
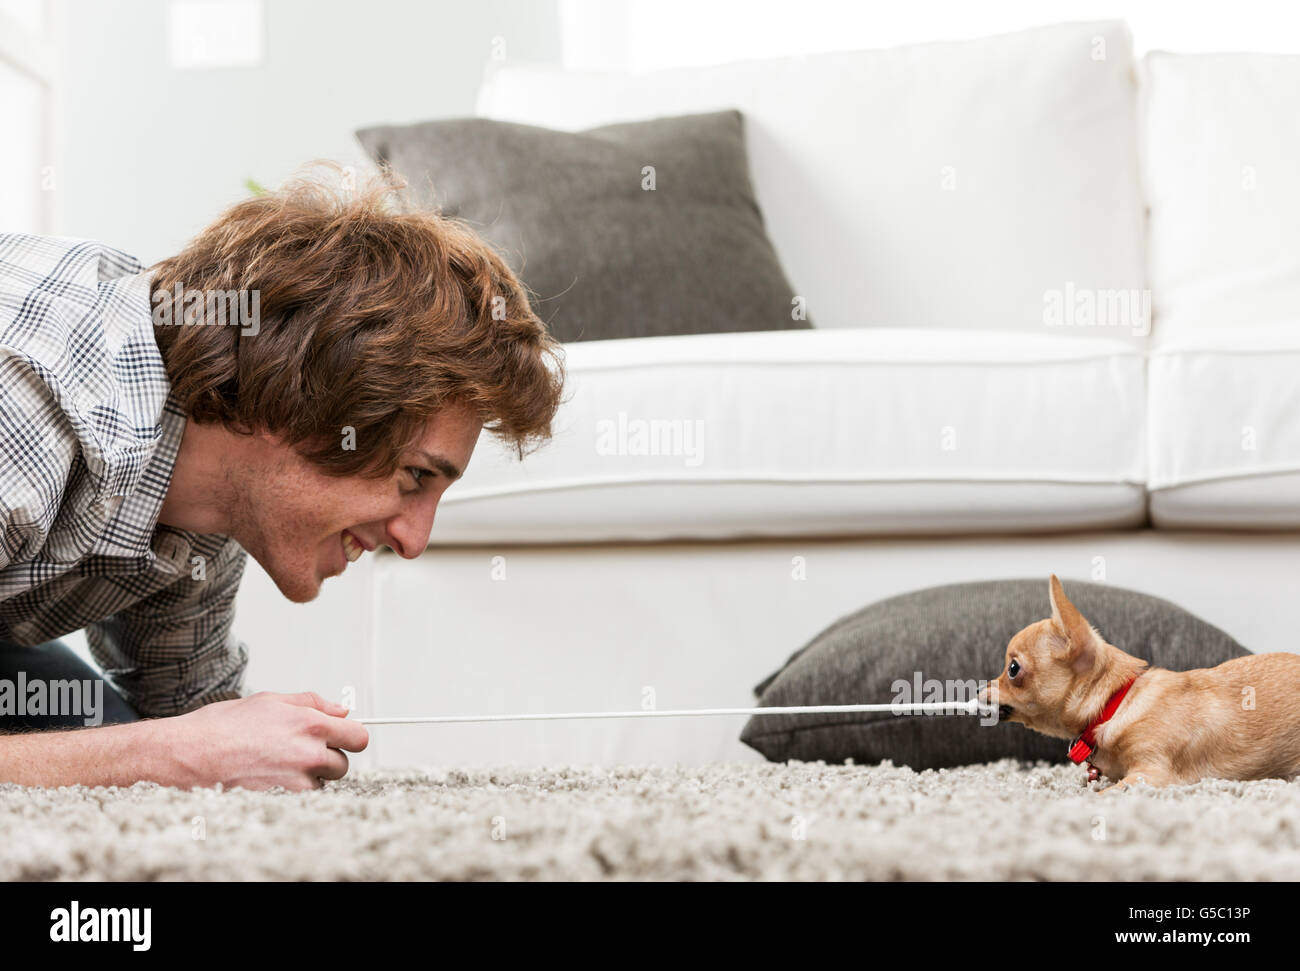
[1149,323,1300,528]
[434,328,1146,544]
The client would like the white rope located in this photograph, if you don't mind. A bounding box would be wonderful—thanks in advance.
[359,699,987,725]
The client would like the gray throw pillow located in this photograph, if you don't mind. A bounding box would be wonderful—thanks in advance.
[741,579,1251,769]
[354,111,808,343]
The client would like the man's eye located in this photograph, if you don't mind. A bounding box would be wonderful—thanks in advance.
[407,467,429,486]
[1008,659,1021,678]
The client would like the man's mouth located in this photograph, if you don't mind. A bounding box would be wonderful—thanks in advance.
[341,530,366,563]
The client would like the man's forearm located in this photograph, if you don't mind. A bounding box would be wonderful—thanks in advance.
[0,718,186,788]
[1,692,369,791]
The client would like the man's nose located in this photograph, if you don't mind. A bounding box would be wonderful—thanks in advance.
[385,501,438,558]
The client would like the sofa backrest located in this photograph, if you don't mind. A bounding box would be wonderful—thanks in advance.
[478,19,1147,343]
[1140,50,1300,344]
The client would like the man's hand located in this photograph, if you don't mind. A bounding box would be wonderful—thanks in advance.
[163,691,370,791]
[0,690,368,790]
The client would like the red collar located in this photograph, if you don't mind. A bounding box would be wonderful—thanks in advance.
[1067,677,1138,764]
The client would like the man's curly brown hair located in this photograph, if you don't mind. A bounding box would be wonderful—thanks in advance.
[149,162,564,477]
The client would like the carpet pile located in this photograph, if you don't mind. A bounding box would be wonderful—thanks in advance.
[2,759,1298,880]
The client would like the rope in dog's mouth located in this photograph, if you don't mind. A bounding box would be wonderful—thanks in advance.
[359,699,994,725]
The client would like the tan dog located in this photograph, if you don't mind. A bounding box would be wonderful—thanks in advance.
[979,575,1300,791]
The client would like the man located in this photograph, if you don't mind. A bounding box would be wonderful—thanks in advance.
[0,166,563,790]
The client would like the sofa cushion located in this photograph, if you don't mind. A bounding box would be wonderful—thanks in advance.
[740,579,1251,770]
[433,328,1146,545]
[354,111,807,343]
[478,20,1146,342]
[1141,51,1300,340]
[1148,323,1300,527]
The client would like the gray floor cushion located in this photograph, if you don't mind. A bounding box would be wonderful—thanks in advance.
[741,578,1251,769]
[355,111,808,342]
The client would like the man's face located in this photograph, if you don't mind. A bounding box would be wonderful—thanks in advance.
[234,403,482,603]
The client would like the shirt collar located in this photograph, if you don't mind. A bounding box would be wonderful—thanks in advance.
[89,390,193,568]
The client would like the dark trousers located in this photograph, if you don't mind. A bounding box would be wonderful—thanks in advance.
[0,638,139,732]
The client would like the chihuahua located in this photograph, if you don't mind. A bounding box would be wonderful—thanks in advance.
[979,575,1300,791]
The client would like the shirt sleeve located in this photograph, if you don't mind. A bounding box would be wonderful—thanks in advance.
[84,534,250,717]
[0,352,76,574]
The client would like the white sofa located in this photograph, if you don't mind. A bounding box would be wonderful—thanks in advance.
[235,19,1300,770]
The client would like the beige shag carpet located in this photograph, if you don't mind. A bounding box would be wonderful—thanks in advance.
[2,759,1299,881]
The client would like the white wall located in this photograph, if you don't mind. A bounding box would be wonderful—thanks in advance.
[0,0,56,234]
[54,0,562,265]
[559,0,1300,70]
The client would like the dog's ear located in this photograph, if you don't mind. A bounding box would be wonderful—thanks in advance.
[1049,575,1097,673]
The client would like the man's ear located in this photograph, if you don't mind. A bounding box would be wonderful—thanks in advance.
[1049,574,1098,673]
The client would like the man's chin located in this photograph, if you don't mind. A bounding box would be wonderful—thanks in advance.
[259,561,326,604]
[268,572,323,603]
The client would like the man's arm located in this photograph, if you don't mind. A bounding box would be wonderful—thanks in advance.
[84,532,250,717]
[0,720,167,788]
[0,691,368,790]
[66,535,369,790]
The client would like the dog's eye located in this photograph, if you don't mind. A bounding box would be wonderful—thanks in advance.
[1008,659,1021,678]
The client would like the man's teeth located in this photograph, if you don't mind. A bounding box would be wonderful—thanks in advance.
[342,532,364,562]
